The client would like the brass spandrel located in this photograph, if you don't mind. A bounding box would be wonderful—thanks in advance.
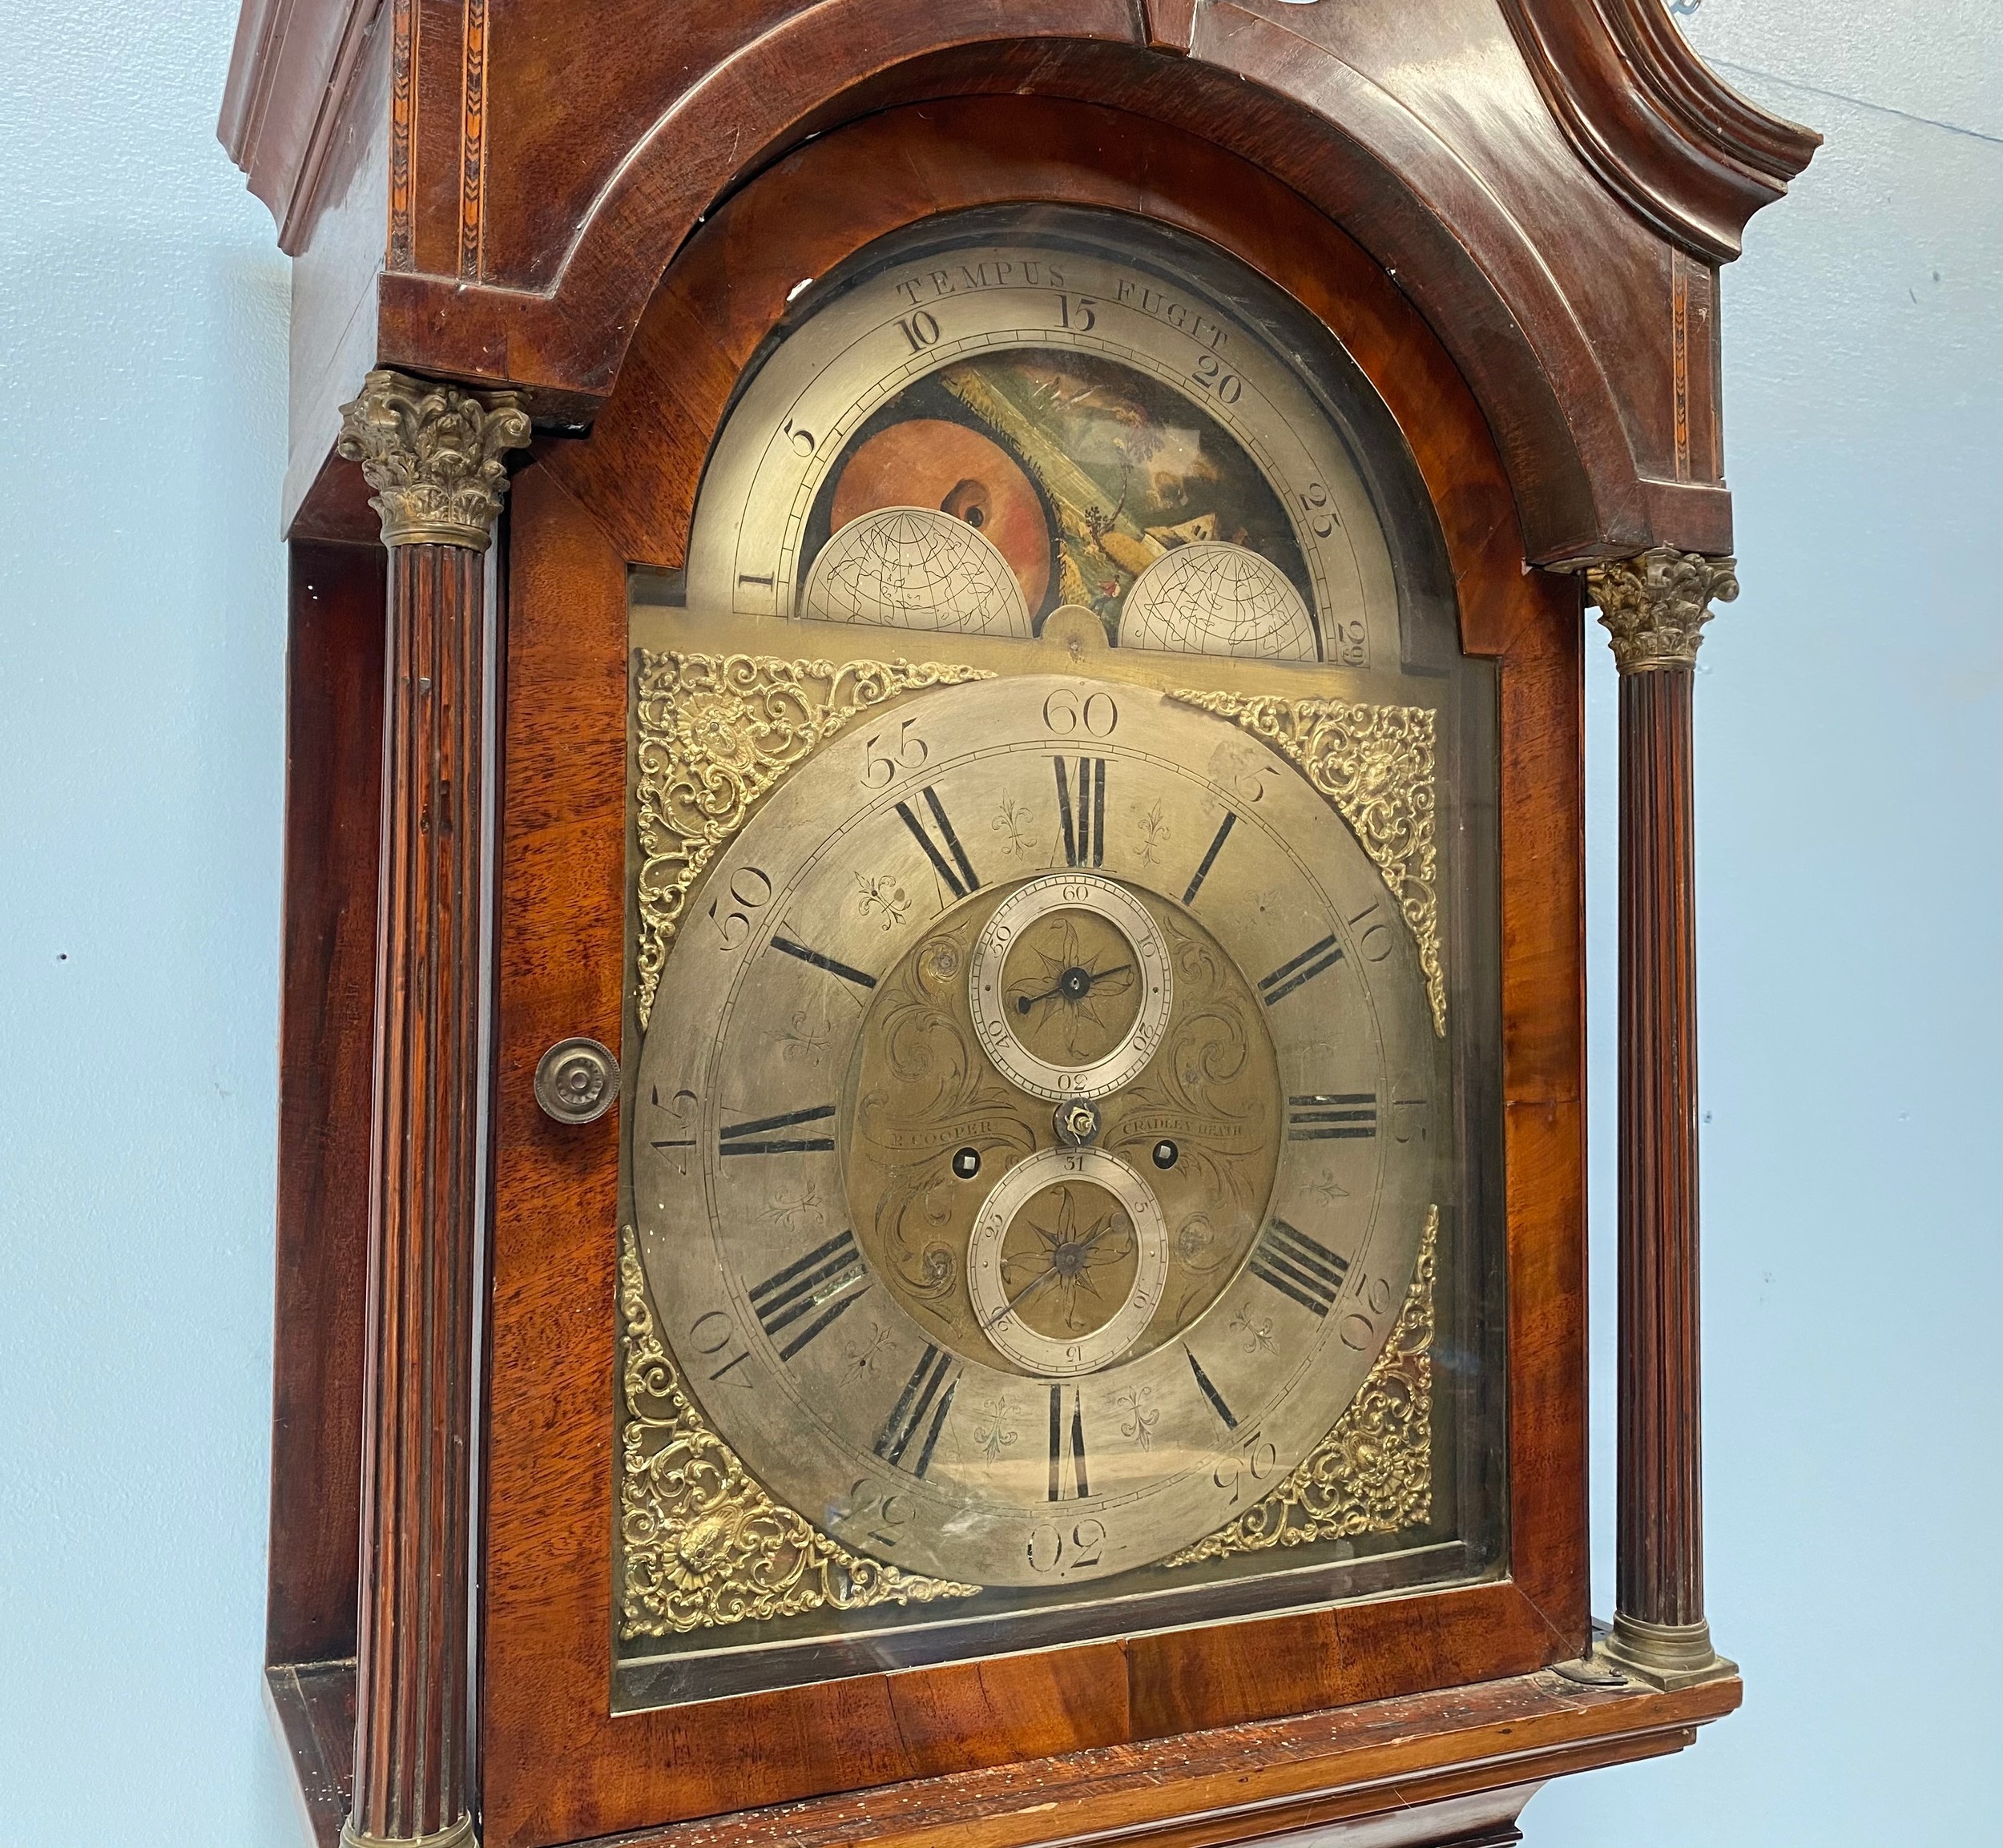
[631,651,993,1026]
[617,1226,980,1640]
[1170,691,1445,1036]
[1165,1206,1437,1566]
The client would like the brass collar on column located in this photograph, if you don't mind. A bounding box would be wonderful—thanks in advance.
[337,368,532,550]
[1585,546,1740,673]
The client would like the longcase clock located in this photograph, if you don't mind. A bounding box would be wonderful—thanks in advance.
[220,6,1816,1848]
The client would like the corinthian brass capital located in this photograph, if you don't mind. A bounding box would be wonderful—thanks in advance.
[1586,546,1739,673]
[337,368,531,549]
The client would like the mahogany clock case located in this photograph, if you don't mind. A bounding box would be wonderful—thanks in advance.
[383,103,1599,1848]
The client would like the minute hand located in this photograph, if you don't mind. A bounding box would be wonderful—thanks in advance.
[980,1216,1124,1332]
[1014,964,1131,1014]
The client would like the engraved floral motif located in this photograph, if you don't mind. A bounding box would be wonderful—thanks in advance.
[1170,690,1445,1035]
[630,653,991,1025]
[1166,1207,1437,1565]
[618,1227,979,1637]
[990,796,1038,860]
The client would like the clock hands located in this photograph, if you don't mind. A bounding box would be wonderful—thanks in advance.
[1014,962,1132,1015]
[982,1192,1130,1333]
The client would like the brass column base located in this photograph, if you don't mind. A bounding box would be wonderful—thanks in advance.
[1599,1613,1737,1691]
[340,1815,477,1848]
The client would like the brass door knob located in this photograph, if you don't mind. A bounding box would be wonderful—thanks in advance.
[534,1037,619,1125]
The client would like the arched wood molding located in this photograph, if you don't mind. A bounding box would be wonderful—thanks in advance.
[539,94,1537,658]
[1495,0,1821,262]
[277,2,1818,562]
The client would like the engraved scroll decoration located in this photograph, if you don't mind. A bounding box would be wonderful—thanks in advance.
[619,1226,980,1637]
[1170,691,1444,1035]
[631,652,993,1027]
[1167,1206,1437,1566]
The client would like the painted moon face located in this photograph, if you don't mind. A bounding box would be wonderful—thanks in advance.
[831,417,1053,613]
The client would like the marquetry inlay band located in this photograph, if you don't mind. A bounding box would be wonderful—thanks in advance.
[337,368,530,550]
[1586,546,1739,674]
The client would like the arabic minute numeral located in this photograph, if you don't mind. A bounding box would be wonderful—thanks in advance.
[783,418,815,457]
[1026,1516,1106,1575]
[1191,352,1242,405]
[1298,481,1337,537]
[707,865,772,948]
[1042,687,1118,737]
[832,1477,913,1552]
[1211,1431,1280,1507]
[897,309,941,352]
[860,715,929,788]
[1339,1270,1400,1353]
[686,1310,755,1388]
[1057,293,1097,332]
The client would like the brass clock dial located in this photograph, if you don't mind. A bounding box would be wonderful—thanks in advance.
[634,674,1440,1588]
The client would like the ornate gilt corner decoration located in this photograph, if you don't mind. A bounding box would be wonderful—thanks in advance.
[1166,1207,1437,1567]
[336,368,530,549]
[1585,546,1739,673]
[618,1227,980,1638]
[1170,691,1445,1036]
[631,651,993,1027]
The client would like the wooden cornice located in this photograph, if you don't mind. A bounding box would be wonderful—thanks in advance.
[1497,0,1821,261]
[220,0,384,253]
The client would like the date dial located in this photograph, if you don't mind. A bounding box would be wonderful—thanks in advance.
[968,1148,1171,1375]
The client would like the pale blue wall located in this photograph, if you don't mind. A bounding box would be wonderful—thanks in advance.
[0,3,1993,1846]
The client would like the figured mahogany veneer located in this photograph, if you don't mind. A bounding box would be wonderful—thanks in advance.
[265,1657,1741,1848]
[270,542,385,1670]
[225,0,1815,562]
[476,103,1588,1848]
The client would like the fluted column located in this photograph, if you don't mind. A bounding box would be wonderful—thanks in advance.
[1586,546,1739,1690]
[335,371,530,1848]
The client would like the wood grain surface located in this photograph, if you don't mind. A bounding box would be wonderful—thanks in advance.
[268,539,384,1669]
[482,103,1588,1847]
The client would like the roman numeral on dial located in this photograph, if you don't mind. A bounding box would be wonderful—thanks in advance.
[1249,1218,1352,1318]
[1259,933,1344,1005]
[1183,811,1236,904]
[1048,1384,1090,1500]
[1055,757,1106,868]
[895,787,981,898]
[875,1344,960,1476]
[718,1103,836,1157]
[769,935,877,988]
[1288,1093,1378,1141]
[748,1231,870,1360]
[1184,1345,1238,1430]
